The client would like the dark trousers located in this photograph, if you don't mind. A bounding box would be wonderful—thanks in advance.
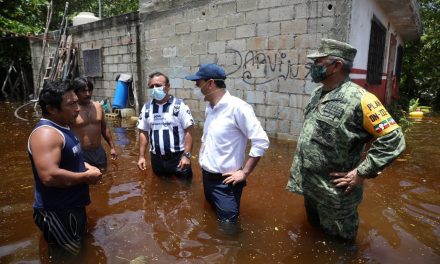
[33,207,87,258]
[202,169,245,223]
[151,151,192,180]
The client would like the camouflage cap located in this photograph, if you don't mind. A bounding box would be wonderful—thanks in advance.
[307,38,357,62]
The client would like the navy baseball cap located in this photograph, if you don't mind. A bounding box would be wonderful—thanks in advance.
[185,63,226,81]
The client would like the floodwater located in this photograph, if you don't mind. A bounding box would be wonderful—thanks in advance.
[0,101,439,263]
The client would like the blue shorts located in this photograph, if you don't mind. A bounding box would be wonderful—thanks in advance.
[202,169,246,223]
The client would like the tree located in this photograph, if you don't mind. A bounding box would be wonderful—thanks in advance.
[0,0,139,38]
[400,0,440,110]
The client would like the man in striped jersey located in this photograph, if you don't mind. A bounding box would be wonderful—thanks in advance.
[28,80,102,258]
[137,72,194,180]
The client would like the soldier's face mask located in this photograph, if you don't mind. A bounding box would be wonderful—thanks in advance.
[310,60,336,83]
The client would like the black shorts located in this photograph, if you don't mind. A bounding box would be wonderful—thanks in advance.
[33,207,87,256]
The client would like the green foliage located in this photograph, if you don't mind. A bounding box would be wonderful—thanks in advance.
[0,0,47,37]
[0,0,139,37]
[408,98,420,112]
[401,0,440,110]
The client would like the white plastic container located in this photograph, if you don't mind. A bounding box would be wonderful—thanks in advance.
[72,12,100,26]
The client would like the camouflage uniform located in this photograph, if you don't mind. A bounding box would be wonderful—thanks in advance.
[287,78,406,240]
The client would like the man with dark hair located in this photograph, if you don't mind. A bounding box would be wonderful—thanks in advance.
[137,72,194,180]
[28,80,102,257]
[185,64,269,234]
[71,77,117,171]
[287,38,406,241]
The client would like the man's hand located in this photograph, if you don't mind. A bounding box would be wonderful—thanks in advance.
[85,165,102,184]
[329,168,364,194]
[178,156,190,169]
[110,148,117,160]
[137,157,147,170]
[222,170,247,185]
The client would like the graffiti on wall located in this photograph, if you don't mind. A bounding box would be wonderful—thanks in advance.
[226,48,309,85]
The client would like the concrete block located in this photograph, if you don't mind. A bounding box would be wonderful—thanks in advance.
[109,64,118,73]
[199,31,217,42]
[247,36,268,50]
[295,3,308,19]
[208,41,225,54]
[226,39,247,51]
[259,0,288,9]
[246,90,265,104]
[208,16,227,30]
[277,119,291,133]
[236,24,256,38]
[281,19,307,35]
[225,13,246,27]
[245,9,269,24]
[257,22,281,36]
[269,6,294,22]
[117,64,129,72]
[191,42,207,55]
[163,46,177,58]
[191,19,208,32]
[268,35,295,50]
[217,28,235,41]
[199,54,217,64]
[177,45,191,57]
[279,78,305,94]
[237,0,258,12]
[266,92,289,106]
[265,118,277,133]
[175,22,191,35]
[217,52,237,66]
[293,93,311,110]
[170,78,184,89]
[218,1,237,15]
[321,1,336,17]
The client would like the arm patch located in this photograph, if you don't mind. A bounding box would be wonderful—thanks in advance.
[361,93,399,137]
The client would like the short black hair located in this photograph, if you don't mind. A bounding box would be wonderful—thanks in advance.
[201,79,226,88]
[39,80,73,116]
[72,77,93,93]
[148,72,170,85]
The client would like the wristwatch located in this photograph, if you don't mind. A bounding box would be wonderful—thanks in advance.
[183,152,192,159]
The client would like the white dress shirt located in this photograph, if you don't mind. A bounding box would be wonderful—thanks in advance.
[199,91,269,174]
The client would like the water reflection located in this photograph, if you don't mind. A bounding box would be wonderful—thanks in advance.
[0,102,439,263]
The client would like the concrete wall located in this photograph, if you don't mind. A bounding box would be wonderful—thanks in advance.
[30,12,141,104]
[349,0,406,104]
[138,0,352,139]
[30,0,354,140]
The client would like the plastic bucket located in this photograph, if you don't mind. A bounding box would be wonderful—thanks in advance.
[113,80,129,109]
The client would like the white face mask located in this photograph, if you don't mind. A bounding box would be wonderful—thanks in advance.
[149,86,166,101]
[192,87,204,100]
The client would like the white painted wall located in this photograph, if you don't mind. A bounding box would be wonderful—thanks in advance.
[348,0,405,78]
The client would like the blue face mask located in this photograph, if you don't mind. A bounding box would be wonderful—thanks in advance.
[149,86,166,101]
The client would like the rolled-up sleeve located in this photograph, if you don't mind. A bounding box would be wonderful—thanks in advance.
[236,103,270,157]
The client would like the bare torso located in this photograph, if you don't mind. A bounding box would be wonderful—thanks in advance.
[71,101,103,150]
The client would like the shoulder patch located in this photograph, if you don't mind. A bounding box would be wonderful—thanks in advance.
[361,93,399,137]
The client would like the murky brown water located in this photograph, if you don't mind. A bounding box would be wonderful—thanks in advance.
[0,101,439,263]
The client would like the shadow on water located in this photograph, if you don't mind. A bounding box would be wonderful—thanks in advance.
[0,101,439,263]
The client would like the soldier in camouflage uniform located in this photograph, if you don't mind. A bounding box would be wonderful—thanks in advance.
[286,39,406,241]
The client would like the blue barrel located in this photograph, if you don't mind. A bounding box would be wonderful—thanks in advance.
[112,80,129,109]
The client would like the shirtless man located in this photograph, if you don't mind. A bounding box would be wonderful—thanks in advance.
[71,77,117,170]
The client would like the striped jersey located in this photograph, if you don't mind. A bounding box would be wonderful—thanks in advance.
[137,95,194,155]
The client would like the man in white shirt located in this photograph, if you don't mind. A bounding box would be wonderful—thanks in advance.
[137,72,194,180]
[186,64,269,234]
